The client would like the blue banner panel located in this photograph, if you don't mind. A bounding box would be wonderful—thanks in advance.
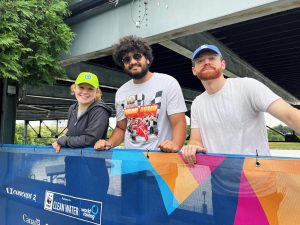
[1,145,300,225]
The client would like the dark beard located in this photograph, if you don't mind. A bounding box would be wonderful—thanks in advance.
[125,64,149,80]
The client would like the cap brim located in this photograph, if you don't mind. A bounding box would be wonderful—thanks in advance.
[193,48,219,60]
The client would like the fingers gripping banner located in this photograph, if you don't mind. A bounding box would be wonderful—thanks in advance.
[0,145,300,225]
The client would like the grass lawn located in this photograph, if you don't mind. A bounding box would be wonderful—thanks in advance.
[269,142,300,149]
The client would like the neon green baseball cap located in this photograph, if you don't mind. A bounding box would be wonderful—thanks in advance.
[75,72,99,88]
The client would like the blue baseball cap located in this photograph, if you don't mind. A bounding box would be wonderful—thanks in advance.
[192,44,223,60]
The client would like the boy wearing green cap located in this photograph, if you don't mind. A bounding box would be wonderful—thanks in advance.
[52,72,112,152]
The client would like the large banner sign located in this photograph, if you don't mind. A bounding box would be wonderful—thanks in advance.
[1,145,300,225]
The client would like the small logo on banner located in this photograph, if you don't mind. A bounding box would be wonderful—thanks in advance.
[81,204,99,221]
[44,191,54,211]
[43,190,102,225]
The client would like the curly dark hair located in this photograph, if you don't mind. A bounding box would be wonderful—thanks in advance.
[112,35,153,68]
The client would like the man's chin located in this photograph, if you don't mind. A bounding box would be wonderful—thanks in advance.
[197,72,222,81]
[126,71,148,79]
[199,76,217,81]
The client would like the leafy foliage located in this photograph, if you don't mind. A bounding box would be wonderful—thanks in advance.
[15,122,112,145]
[272,124,296,135]
[268,124,299,141]
[267,129,285,141]
[15,122,65,145]
[0,0,75,85]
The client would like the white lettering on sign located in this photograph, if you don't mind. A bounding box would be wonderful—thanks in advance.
[6,187,36,202]
[22,214,40,225]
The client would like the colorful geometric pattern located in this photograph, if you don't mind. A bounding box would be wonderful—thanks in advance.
[111,150,300,224]
[2,146,300,225]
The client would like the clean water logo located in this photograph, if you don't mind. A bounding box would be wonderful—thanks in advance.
[43,191,102,224]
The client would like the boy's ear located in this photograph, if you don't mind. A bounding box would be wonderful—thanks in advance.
[222,59,226,70]
[192,67,197,76]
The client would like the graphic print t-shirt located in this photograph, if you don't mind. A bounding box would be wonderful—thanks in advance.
[115,73,187,150]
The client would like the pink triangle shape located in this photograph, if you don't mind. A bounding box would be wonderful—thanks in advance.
[234,171,269,225]
[179,154,226,184]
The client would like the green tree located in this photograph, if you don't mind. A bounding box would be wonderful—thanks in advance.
[0,0,74,85]
[0,0,74,144]
[267,129,284,141]
[273,124,294,135]
[268,125,300,141]
[15,123,64,145]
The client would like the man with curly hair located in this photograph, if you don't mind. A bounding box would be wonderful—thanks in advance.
[94,35,187,152]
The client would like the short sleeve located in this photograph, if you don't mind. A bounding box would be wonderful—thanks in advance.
[115,91,126,121]
[243,78,280,112]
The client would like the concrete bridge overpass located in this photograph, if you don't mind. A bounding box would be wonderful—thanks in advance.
[14,0,300,122]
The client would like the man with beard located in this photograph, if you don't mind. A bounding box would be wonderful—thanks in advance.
[94,35,187,152]
[182,44,300,165]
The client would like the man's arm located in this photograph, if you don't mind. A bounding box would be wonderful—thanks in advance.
[188,128,204,146]
[267,99,300,133]
[94,119,127,150]
[158,112,186,152]
[181,128,206,166]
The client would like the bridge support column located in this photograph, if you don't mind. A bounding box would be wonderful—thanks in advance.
[0,79,18,144]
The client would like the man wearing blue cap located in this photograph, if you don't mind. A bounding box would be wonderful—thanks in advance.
[182,44,300,165]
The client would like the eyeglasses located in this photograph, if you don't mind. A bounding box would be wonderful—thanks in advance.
[122,53,143,64]
[193,55,220,65]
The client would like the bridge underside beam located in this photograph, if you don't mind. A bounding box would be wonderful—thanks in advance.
[62,0,300,66]
[161,32,300,105]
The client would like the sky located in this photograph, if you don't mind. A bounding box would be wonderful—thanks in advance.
[264,113,285,127]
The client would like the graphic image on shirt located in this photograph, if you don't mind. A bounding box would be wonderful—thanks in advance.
[123,91,162,143]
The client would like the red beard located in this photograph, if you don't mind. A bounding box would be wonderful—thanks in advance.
[196,66,223,81]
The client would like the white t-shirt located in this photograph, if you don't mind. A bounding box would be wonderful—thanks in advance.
[115,73,187,150]
[191,77,280,156]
